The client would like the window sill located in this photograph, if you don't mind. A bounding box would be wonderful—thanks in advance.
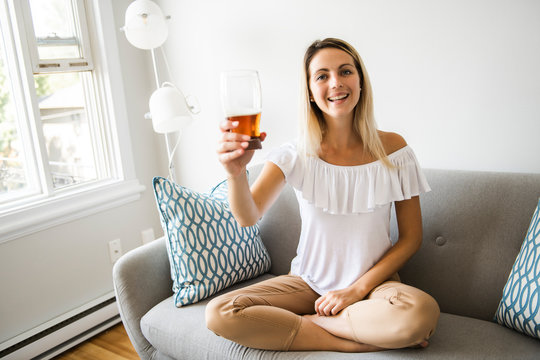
[0,179,146,244]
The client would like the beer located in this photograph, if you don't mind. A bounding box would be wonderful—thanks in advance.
[228,112,262,150]
[221,69,262,150]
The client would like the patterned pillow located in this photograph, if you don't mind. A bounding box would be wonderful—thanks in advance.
[153,176,271,307]
[207,177,230,203]
[495,198,540,339]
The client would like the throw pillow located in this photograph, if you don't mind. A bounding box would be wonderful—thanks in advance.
[153,176,271,307]
[207,177,230,203]
[495,198,540,339]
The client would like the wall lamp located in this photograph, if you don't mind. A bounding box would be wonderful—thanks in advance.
[122,0,198,181]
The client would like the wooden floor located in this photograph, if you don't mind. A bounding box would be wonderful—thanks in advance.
[53,323,139,360]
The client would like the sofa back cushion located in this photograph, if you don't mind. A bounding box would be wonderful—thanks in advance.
[250,164,540,322]
[399,169,540,321]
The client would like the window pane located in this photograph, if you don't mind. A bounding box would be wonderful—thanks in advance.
[0,39,29,199]
[36,72,97,189]
[29,0,82,60]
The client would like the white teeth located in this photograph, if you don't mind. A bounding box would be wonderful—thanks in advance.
[328,94,348,101]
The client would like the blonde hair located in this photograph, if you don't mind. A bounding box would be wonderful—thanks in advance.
[298,38,392,167]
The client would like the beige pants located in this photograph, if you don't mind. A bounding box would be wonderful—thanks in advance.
[205,275,440,351]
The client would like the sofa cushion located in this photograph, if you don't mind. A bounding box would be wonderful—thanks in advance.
[495,197,540,339]
[152,176,271,307]
[397,170,540,322]
[141,275,275,360]
[141,275,540,360]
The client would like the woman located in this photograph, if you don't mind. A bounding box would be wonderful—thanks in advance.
[206,38,440,352]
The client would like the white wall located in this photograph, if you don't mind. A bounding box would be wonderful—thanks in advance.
[158,0,540,192]
[0,0,167,344]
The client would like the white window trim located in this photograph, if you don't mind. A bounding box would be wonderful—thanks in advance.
[21,0,95,73]
[0,0,146,244]
[1,179,144,243]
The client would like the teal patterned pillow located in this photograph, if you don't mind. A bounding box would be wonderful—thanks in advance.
[495,198,540,339]
[207,177,230,203]
[153,177,271,307]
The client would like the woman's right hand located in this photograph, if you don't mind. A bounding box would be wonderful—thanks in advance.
[217,120,265,178]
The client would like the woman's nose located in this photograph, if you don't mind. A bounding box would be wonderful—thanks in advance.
[329,74,342,88]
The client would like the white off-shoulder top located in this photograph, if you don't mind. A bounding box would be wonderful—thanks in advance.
[266,142,431,294]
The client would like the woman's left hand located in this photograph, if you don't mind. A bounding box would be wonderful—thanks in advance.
[314,287,363,316]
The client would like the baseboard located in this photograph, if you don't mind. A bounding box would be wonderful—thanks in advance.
[36,315,122,360]
[0,292,120,359]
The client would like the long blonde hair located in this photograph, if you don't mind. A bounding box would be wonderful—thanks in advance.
[298,38,392,167]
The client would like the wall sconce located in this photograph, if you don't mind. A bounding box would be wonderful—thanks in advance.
[149,82,193,134]
[123,0,168,50]
[122,0,198,181]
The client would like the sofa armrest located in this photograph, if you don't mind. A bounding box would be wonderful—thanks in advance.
[113,237,172,359]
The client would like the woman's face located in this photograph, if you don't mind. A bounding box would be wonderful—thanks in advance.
[308,48,361,123]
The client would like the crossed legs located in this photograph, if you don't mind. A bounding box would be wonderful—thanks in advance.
[205,275,439,352]
[305,281,439,349]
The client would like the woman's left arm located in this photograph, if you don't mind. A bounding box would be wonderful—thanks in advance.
[315,196,423,316]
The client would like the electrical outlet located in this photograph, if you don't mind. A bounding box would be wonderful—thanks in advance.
[108,239,122,263]
[141,228,155,244]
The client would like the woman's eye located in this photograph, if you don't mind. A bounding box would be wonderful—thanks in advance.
[342,69,353,76]
[316,74,327,81]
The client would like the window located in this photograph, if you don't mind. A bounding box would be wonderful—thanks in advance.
[0,0,143,242]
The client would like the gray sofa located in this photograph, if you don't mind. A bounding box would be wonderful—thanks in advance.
[113,167,540,359]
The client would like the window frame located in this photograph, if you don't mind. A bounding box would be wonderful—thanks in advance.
[0,0,145,243]
[21,0,94,73]
[0,0,46,202]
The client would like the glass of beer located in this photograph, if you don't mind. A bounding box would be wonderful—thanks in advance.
[220,70,262,150]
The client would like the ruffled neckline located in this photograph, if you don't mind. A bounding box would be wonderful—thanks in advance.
[296,145,430,214]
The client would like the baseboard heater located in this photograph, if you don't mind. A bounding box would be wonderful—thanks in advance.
[0,292,121,360]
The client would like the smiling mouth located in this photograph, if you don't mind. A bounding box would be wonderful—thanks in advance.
[328,94,349,102]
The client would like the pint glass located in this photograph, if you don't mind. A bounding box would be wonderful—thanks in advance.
[220,70,262,150]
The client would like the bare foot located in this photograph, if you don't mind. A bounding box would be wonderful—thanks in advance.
[410,340,429,349]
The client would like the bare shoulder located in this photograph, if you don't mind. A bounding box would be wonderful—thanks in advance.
[377,130,408,155]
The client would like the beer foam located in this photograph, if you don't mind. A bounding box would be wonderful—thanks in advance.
[225,107,261,117]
